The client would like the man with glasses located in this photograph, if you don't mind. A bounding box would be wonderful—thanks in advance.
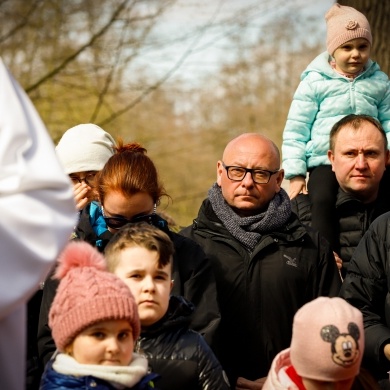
[181,133,341,389]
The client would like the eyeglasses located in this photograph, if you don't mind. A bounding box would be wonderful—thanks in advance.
[222,163,279,184]
[102,206,161,230]
[69,172,97,186]
[103,214,154,230]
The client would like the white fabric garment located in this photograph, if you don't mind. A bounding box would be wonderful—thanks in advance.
[0,58,77,390]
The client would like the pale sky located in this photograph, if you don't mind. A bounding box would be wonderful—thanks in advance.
[134,0,334,86]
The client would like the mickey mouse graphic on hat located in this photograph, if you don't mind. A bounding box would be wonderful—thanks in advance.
[321,322,361,367]
[262,297,366,389]
[290,297,364,382]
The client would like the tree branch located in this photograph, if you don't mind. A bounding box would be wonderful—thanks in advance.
[97,0,225,126]
[25,0,131,93]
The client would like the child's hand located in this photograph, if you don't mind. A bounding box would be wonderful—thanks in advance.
[288,176,307,199]
[73,182,90,211]
[333,251,343,270]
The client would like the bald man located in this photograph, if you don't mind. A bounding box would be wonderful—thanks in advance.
[181,133,341,389]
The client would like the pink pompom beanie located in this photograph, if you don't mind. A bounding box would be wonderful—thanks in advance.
[325,3,372,55]
[290,297,364,382]
[49,241,140,352]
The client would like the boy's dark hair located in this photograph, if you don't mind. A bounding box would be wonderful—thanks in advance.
[330,114,388,152]
[104,222,174,272]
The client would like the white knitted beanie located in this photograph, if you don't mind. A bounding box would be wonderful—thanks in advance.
[56,124,116,174]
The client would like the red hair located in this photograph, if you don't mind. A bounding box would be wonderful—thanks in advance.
[95,139,167,205]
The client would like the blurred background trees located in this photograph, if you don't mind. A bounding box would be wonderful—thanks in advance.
[5,0,383,226]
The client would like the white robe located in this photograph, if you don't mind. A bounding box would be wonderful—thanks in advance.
[0,58,77,390]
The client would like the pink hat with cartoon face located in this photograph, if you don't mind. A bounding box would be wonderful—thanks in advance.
[290,297,364,382]
[325,3,372,55]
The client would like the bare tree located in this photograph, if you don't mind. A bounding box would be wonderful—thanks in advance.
[157,11,325,225]
[0,0,179,136]
[0,0,329,225]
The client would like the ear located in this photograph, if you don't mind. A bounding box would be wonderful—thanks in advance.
[170,279,174,292]
[217,160,224,186]
[275,169,285,192]
[385,149,390,166]
[328,150,335,172]
[321,325,340,343]
[348,322,360,341]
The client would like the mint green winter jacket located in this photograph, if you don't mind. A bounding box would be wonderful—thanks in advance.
[282,51,390,179]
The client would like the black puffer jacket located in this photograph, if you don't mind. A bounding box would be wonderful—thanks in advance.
[291,190,390,277]
[38,203,220,367]
[340,212,390,380]
[180,199,341,386]
[136,295,229,390]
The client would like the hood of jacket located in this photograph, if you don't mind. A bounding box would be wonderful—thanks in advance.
[301,51,377,80]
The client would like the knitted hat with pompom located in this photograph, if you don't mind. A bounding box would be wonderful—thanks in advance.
[49,241,140,352]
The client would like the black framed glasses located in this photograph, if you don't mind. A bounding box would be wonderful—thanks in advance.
[69,172,97,186]
[222,162,279,184]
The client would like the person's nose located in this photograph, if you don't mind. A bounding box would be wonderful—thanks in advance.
[351,48,361,59]
[106,336,120,353]
[241,170,255,187]
[142,276,156,292]
[355,153,367,169]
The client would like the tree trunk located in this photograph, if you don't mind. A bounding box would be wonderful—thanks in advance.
[338,0,390,75]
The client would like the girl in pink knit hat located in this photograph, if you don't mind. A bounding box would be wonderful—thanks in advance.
[39,241,158,390]
[282,3,390,258]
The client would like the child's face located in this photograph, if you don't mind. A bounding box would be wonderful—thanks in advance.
[113,246,173,327]
[66,319,134,366]
[333,38,370,75]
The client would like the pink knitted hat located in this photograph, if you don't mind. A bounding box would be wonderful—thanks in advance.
[49,241,140,352]
[290,297,364,382]
[325,3,372,55]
